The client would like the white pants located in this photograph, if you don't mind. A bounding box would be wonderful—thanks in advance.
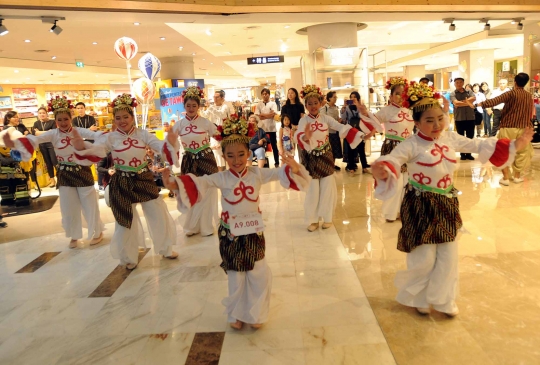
[304,175,337,224]
[382,172,407,221]
[223,258,272,324]
[59,186,103,240]
[111,198,176,265]
[180,187,218,236]
[395,241,459,314]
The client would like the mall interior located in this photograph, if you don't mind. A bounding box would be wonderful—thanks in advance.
[0,1,540,364]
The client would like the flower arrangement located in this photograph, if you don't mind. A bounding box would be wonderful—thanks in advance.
[401,81,441,110]
[385,77,408,90]
[215,114,257,144]
[47,96,73,112]
[300,84,322,99]
[182,86,204,100]
[109,93,138,109]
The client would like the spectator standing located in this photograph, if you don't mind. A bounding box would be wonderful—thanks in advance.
[450,78,476,160]
[489,79,511,136]
[33,107,57,187]
[320,91,344,171]
[255,88,279,167]
[73,102,98,143]
[472,83,486,138]
[281,88,305,133]
[274,86,282,112]
[205,90,231,171]
[480,82,492,137]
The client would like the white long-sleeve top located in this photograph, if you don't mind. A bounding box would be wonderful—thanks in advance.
[74,126,180,169]
[374,131,516,200]
[172,165,310,228]
[172,115,216,154]
[374,103,415,141]
[294,113,372,152]
[11,126,102,166]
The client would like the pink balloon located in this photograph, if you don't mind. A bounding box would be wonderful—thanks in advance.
[114,37,138,61]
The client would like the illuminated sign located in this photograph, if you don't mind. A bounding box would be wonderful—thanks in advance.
[323,48,360,67]
[75,61,84,68]
[247,56,284,65]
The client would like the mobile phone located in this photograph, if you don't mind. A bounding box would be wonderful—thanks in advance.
[346,100,353,105]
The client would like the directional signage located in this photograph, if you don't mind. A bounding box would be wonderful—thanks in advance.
[247,56,284,65]
[75,61,84,68]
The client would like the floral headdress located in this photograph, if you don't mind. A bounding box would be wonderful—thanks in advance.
[300,84,322,99]
[48,96,73,116]
[385,77,407,90]
[214,114,257,147]
[109,93,138,113]
[182,86,204,101]
[401,81,441,111]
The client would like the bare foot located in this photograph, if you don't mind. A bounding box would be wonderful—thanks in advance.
[69,239,78,249]
[230,320,243,330]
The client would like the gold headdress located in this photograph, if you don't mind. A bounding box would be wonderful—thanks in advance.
[300,84,322,99]
[215,114,258,147]
[109,93,138,113]
[47,96,73,117]
[401,81,442,112]
[385,77,407,90]
[182,86,204,102]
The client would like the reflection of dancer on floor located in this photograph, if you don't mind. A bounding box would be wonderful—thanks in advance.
[164,115,310,330]
[371,81,533,317]
[3,97,104,249]
[294,85,376,232]
[172,87,219,237]
[72,94,179,270]
[373,77,415,222]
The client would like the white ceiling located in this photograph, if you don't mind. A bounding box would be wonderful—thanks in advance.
[0,10,538,88]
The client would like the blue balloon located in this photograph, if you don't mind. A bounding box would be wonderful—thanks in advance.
[138,53,161,80]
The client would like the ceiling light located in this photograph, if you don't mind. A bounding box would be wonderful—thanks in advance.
[284,25,290,29]
[226,51,231,55]
[517,22,523,30]
[192,52,196,56]
[449,23,456,31]
[178,46,183,50]
[205,29,212,36]
[202,58,205,60]
[14,70,18,73]
[0,20,8,36]
[484,23,491,31]
[52,56,57,59]
[160,37,166,40]
[50,20,62,35]
[92,42,98,45]
[216,43,224,46]
[134,22,140,26]
[24,39,31,43]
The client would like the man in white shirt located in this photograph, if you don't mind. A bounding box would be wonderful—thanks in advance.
[490,79,510,136]
[205,90,230,171]
[255,88,279,167]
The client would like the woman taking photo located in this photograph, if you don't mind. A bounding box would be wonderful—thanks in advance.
[33,107,57,187]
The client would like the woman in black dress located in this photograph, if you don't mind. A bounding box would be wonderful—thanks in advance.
[32,107,57,187]
[281,88,305,160]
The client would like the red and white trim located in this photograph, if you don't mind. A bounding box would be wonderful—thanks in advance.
[373,156,401,201]
[163,140,180,167]
[296,132,307,151]
[185,115,199,122]
[230,167,248,178]
[71,141,107,166]
[342,127,363,149]
[478,137,516,169]
[74,152,102,163]
[171,173,200,213]
[417,132,434,141]
[116,126,136,136]
[12,135,36,161]
[280,164,310,192]
[489,139,511,167]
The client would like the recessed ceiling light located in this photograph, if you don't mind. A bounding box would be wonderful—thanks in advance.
[24,39,31,43]
[205,29,212,36]
[134,22,140,26]
[92,42,98,45]
[192,52,196,56]
[178,46,183,50]
[210,62,213,65]
[160,37,166,40]
[226,51,231,55]
[14,70,19,73]
[284,25,290,28]
[216,43,224,46]
[52,56,57,59]
[202,58,206,61]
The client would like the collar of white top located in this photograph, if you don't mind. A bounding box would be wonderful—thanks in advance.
[229,167,248,178]
[185,114,199,121]
[417,132,435,141]
[60,126,73,134]
[391,102,401,108]
[117,126,136,136]
[308,113,319,119]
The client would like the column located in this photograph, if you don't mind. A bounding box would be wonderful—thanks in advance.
[404,65,426,82]
[457,50,494,87]
[523,22,540,77]
[159,56,195,79]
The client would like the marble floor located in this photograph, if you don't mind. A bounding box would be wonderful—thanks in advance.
[0,145,539,364]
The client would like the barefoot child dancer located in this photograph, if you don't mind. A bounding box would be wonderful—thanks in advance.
[371,82,533,316]
[72,94,180,270]
[294,85,377,232]
[164,115,310,329]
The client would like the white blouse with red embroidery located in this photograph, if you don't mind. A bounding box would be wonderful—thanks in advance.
[12,127,102,165]
[374,131,516,199]
[374,103,415,142]
[74,127,180,168]
[172,165,310,229]
[294,113,371,152]
[172,115,216,154]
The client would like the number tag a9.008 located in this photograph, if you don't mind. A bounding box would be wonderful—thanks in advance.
[230,212,264,236]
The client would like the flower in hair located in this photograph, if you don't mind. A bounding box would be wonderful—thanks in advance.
[48,97,73,112]
[182,86,204,100]
[300,84,322,99]
[109,93,138,109]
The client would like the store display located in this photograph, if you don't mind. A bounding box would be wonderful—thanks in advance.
[12,88,38,118]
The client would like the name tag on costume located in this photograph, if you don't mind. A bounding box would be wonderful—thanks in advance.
[230,212,264,236]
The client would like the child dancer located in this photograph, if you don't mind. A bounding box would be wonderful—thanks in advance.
[294,85,377,232]
[278,114,294,155]
[371,82,533,316]
[172,86,219,237]
[72,94,179,269]
[164,115,310,329]
[3,97,103,248]
[374,77,415,222]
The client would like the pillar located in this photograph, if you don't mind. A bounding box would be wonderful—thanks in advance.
[306,23,358,52]
[404,65,426,82]
[289,67,302,93]
[523,23,540,78]
[159,56,195,79]
[457,50,494,87]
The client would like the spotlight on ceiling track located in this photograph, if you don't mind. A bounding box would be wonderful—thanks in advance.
[449,23,456,31]
[480,18,491,31]
[443,18,455,31]
[0,19,8,36]
[50,20,62,35]
[517,22,524,30]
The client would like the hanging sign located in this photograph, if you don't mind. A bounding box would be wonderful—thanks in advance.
[247,56,284,65]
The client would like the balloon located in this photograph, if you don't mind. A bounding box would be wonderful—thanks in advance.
[133,77,156,104]
[138,53,161,80]
[114,37,138,61]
